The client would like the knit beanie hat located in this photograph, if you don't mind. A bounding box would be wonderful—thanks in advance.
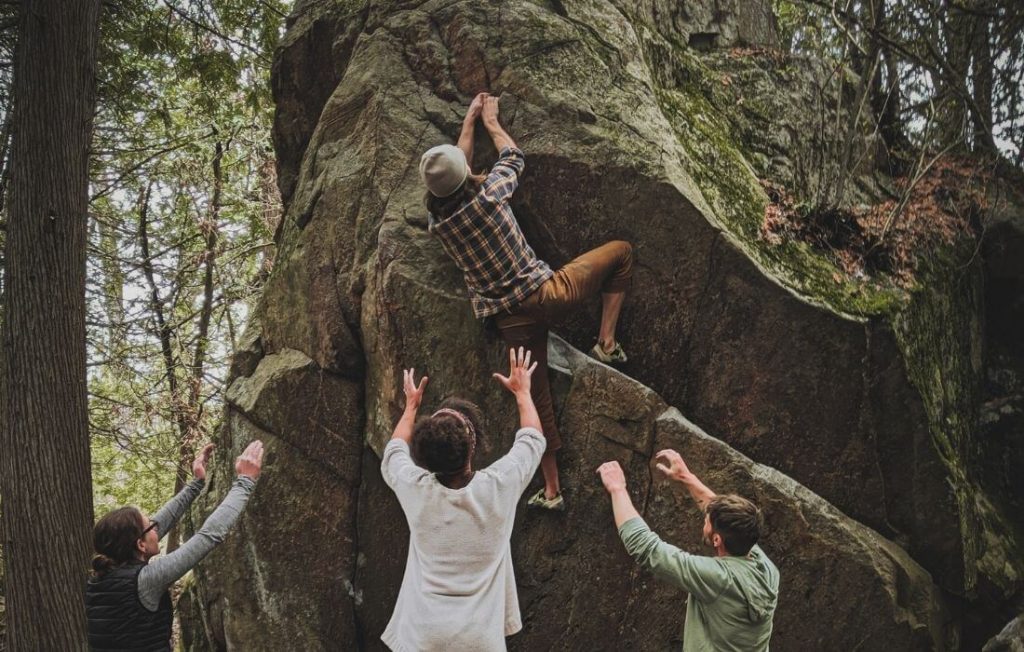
[419,144,469,197]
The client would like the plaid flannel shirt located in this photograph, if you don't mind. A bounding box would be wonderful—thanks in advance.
[429,146,553,318]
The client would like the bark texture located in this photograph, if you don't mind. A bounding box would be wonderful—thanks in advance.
[0,0,101,648]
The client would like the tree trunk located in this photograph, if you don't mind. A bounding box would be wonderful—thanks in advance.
[969,0,996,153]
[137,183,192,554]
[939,1,972,147]
[0,0,100,648]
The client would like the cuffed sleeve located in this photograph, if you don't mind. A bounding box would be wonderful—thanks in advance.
[482,147,526,203]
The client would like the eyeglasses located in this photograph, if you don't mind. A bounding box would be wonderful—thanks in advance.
[140,520,159,538]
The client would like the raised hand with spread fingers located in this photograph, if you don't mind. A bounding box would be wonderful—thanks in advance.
[493,347,541,433]
[391,368,429,444]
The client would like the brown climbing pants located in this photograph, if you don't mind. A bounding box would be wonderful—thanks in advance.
[494,240,633,452]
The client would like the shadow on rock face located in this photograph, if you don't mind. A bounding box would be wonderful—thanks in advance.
[513,152,965,594]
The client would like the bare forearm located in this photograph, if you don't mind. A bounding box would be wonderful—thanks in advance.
[457,117,475,164]
[609,487,641,529]
[484,120,516,151]
[391,405,419,443]
[679,473,716,509]
[515,392,541,432]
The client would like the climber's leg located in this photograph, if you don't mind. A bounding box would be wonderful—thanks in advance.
[597,290,626,355]
[495,295,562,501]
[542,240,633,354]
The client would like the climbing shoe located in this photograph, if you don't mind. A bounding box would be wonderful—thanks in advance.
[527,488,565,511]
[590,341,628,364]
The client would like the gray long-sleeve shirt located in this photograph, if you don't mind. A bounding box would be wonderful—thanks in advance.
[137,475,256,611]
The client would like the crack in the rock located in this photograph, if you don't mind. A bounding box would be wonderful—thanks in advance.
[343,410,368,650]
[425,11,457,97]
[679,231,724,379]
[591,107,673,161]
[614,408,665,638]
[863,322,902,539]
[499,38,583,71]
[555,4,626,72]
[381,121,431,222]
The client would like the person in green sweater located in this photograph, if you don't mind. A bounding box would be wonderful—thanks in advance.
[597,449,779,652]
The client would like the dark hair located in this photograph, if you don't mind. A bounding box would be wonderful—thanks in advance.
[92,506,145,575]
[437,397,484,446]
[706,494,763,556]
[424,177,482,220]
[411,397,485,475]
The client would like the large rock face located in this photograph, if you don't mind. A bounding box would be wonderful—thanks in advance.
[183,0,1022,649]
[354,337,953,651]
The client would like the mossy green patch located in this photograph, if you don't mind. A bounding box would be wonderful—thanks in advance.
[642,37,904,317]
[893,244,1024,593]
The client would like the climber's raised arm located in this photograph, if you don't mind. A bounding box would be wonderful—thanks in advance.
[458,92,486,165]
[482,95,517,152]
[391,369,428,444]
[654,449,716,509]
[598,457,778,650]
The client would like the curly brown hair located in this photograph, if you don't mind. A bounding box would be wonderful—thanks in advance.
[411,397,485,475]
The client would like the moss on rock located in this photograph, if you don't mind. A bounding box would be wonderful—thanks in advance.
[637,19,1022,605]
[638,34,905,318]
[893,244,1024,597]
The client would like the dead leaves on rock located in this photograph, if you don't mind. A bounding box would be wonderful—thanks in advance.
[759,156,990,286]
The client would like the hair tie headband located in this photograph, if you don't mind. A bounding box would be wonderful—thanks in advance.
[431,408,477,476]
[432,408,476,439]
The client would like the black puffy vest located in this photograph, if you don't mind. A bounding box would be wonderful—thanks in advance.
[84,562,172,652]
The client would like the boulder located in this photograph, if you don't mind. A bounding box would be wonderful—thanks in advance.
[182,0,1024,648]
[279,0,978,592]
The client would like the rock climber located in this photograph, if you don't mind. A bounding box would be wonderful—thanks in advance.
[597,450,779,651]
[419,91,634,511]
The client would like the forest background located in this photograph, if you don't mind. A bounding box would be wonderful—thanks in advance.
[0,0,1022,647]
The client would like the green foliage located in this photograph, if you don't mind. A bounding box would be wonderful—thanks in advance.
[87,0,287,514]
[775,0,1024,162]
[91,422,177,518]
[772,0,839,59]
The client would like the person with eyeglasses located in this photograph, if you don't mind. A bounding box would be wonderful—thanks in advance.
[85,440,264,652]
